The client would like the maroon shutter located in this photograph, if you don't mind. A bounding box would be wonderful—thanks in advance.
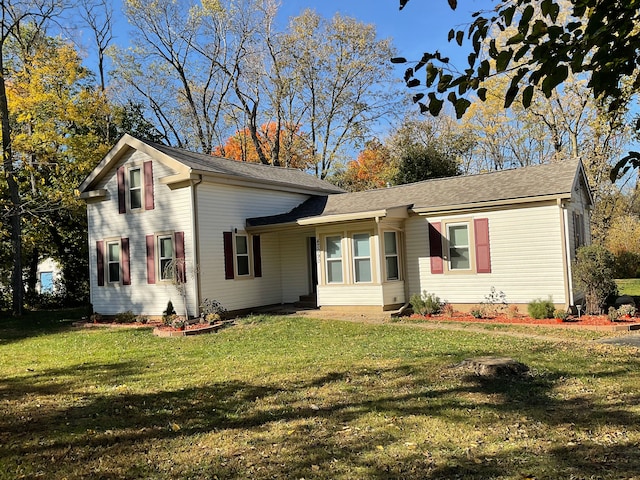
[117,166,126,214]
[146,234,156,284]
[223,231,234,280]
[121,237,131,285]
[175,231,186,282]
[96,240,105,286]
[428,222,444,274]
[474,218,491,273]
[144,161,154,210]
[253,235,262,278]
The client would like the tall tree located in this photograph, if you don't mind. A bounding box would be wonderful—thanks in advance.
[333,139,397,192]
[283,10,403,178]
[0,0,70,315]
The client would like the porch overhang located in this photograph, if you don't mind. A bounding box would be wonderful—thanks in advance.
[297,205,410,226]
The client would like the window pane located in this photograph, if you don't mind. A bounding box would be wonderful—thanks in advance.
[355,258,371,282]
[237,256,250,276]
[160,237,173,258]
[108,263,120,282]
[326,236,342,259]
[129,169,141,188]
[160,258,172,279]
[108,243,120,261]
[384,231,397,255]
[353,233,370,257]
[327,260,342,283]
[130,190,142,209]
[386,257,399,280]
[449,225,469,247]
[450,247,470,270]
[236,235,248,255]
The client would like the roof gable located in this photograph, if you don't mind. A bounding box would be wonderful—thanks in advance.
[79,134,345,196]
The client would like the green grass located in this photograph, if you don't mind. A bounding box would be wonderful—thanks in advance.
[617,278,640,296]
[1,312,639,479]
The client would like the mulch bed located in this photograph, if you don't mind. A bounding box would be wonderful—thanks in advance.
[409,313,640,329]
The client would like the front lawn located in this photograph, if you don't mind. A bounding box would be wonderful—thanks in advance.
[617,278,640,296]
[1,313,639,479]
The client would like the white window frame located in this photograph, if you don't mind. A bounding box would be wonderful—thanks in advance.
[383,231,400,281]
[157,234,175,282]
[106,240,121,283]
[445,221,473,272]
[324,235,344,284]
[128,166,143,211]
[234,233,251,277]
[352,232,372,283]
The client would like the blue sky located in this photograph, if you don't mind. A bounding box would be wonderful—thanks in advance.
[90,0,494,78]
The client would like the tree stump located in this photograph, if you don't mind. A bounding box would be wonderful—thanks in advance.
[458,356,529,377]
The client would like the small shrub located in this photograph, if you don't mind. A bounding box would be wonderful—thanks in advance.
[553,309,568,321]
[162,301,177,325]
[114,310,136,324]
[442,303,455,317]
[136,315,148,324]
[481,287,508,317]
[171,317,186,329]
[527,298,555,319]
[608,306,620,322]
[617,304,636,317]
[507,304,519,319]
[200,298,227,323]
[470,308,483,319]
[410,291,441,316]
[90,312,103,323]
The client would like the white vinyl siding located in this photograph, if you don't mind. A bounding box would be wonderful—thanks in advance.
[87,149,196,316]
[196,182,310,312]
[405,202,568,305]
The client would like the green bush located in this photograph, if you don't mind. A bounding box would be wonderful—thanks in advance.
[573,245,618,314]
[527,298,555,319]
[114,310,136,324]
[553,309,568,321]
[409,291,441,316]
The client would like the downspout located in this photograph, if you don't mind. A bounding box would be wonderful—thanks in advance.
[191,175,203,317]
[559,199,574,308]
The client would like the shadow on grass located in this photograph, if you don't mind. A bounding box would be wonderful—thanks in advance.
[0,308,87,345]
[1,356,640,479]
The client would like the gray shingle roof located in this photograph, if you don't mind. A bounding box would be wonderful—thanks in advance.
[247,159,584,227]
[140,139,345,194]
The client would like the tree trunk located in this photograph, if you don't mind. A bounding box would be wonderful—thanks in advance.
[0,49,23,316]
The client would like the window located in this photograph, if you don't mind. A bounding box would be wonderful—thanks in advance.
[447,223,471,270]
[352,233,372,283]
[158,235,174,280]
[39,271,54,294]
[384,231,399,281]
[235,234,250,276]
[107,240,121,283]
[129,167,142,209]
[325,235,343,283]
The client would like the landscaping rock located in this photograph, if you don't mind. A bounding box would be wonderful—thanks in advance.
[457,356,530,378]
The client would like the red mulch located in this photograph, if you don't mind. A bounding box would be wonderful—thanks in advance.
[410,313,639,327]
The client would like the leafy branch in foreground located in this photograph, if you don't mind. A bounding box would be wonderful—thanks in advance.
[394,0,640,178]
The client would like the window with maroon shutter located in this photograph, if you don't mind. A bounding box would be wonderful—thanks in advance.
[174,231,186,282]
[144,161,154,210]
[96,240,105,286]
[428,222,444,274]
[223,232,234,279]
[146,235,156,284]
[121,238,131,285]
[253,235,262,278]
[474,218,491,274]
[117,166,126,214]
